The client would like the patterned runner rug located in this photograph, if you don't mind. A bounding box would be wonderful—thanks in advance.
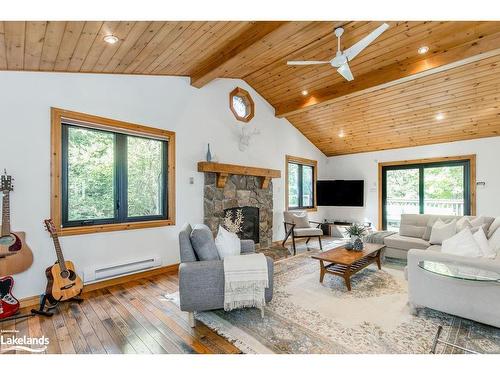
[167,250,500,354]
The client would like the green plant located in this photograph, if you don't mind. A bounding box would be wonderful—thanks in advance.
[344,223,367,238]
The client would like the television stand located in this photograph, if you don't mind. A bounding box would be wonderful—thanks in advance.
[321,221,354,238]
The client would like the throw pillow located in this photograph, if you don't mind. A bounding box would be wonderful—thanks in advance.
[487,216,500,238]
[442,228,483,258]
[488,226,500,254]
[473,228,496,259]
[429,219,457,245]
[470,216,484,227]
[291,212,310,228]
[422,217,439,241]
[456,217,472,232]
[215,226,241,260]
[190,224,220,261]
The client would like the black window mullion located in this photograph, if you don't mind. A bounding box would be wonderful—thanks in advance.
[61,125,70,225]
[418,166,424,214]
[115,134,127,222]
[162,141,168,217]
[297,164,303,208]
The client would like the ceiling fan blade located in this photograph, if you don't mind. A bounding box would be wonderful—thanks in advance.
[287,60,330,65]
[344,23,390,61]
[337,63,354,81]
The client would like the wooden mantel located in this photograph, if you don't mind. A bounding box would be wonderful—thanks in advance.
[197,162,281,189]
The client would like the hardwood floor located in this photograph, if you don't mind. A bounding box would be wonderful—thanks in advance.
[0,238,328,355]
[0,274,241,354]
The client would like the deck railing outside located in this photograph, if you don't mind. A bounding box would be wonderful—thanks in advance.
[386,198,464,230]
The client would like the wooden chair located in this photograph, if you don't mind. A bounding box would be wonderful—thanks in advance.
[282,211,323,255]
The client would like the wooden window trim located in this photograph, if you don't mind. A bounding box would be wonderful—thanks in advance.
[229,87,255,123]
[377,154,476,230]
[285,155,318,212]
[51,107,176,236]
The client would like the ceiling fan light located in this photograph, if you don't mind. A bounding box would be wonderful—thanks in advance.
[418,46,429,54]
[104,35,119,44]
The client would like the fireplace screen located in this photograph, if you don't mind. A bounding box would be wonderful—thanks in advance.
[223,206,259,244]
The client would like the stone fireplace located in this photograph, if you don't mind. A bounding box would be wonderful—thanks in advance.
[203,173,273,248]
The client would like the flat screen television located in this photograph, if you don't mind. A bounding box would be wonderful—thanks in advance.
[316,180,364,207]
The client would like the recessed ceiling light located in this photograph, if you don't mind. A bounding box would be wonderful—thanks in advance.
[435,113,445,121]
[103,35,119,44]
[338,130,345,138]
[418,46,429,55]
[301,90,308,96]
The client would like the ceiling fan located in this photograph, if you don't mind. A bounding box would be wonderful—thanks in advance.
[287,23,390,81]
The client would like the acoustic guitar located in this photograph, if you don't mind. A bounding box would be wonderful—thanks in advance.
[0,170,33,275]
[44,219,83,303]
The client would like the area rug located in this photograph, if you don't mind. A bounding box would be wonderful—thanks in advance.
[166,250,500,354]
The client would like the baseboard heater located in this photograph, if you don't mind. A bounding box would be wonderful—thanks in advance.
[83,256,161,283]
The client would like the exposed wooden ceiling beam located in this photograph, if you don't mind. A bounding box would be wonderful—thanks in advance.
[274,31,500,118]
[189,21,288,88]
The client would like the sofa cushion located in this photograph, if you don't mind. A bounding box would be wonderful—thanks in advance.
[488,226,500,254]
[190,224,220,261]
[422,216,456,241]
[294,227,323,237]
[384,234,430,251]
[399,224,425,238]
[427,245,442,252]
[442,228,482,258]
[473,228,496,259]
[179,223,198,262]
[215,226,241,260]
[284,211,310,228]
[487,217,500,238]
[430,219,457,245]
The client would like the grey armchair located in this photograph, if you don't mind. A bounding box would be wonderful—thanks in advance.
[178,223,274,327]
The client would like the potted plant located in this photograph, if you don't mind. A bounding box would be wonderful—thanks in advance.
[344,223,367,251]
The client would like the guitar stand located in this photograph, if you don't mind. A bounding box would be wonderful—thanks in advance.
[0,294,54,323]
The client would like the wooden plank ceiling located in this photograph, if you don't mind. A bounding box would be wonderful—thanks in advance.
[1,21,500,156]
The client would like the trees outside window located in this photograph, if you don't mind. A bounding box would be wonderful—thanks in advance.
[286,155,317,210]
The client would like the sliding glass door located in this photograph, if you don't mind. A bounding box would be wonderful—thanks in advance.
[382,160,471,231]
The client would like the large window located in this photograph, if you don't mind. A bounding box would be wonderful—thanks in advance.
[379,156,475,230]
[51,108,175,236]
[286,155,317,210]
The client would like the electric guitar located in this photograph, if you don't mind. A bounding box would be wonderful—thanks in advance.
[44,219,83,303]
[0,170,33,275]
[0,276,20,319]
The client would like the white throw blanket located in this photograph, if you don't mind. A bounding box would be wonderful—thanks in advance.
[223,253,269,317]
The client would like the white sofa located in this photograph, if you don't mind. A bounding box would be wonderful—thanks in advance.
[383,214,495,259]
[394,213,500,328]
[407,248,500,328]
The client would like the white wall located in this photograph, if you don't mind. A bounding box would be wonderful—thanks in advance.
[323,137,500,226]
[0,71,328,299]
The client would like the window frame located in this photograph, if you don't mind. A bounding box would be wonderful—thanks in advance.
[229,87,255,123]
[378,155,476,230]
[51,108,176,236]
[285,155,317,211]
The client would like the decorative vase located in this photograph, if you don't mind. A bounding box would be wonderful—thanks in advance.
[353,237,364,251]
[206,143,212,162]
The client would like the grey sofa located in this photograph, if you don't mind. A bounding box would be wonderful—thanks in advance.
[178,223,274,327]
[383,214,495,259]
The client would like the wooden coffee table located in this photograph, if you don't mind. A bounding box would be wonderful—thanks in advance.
[311,243,385,291]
